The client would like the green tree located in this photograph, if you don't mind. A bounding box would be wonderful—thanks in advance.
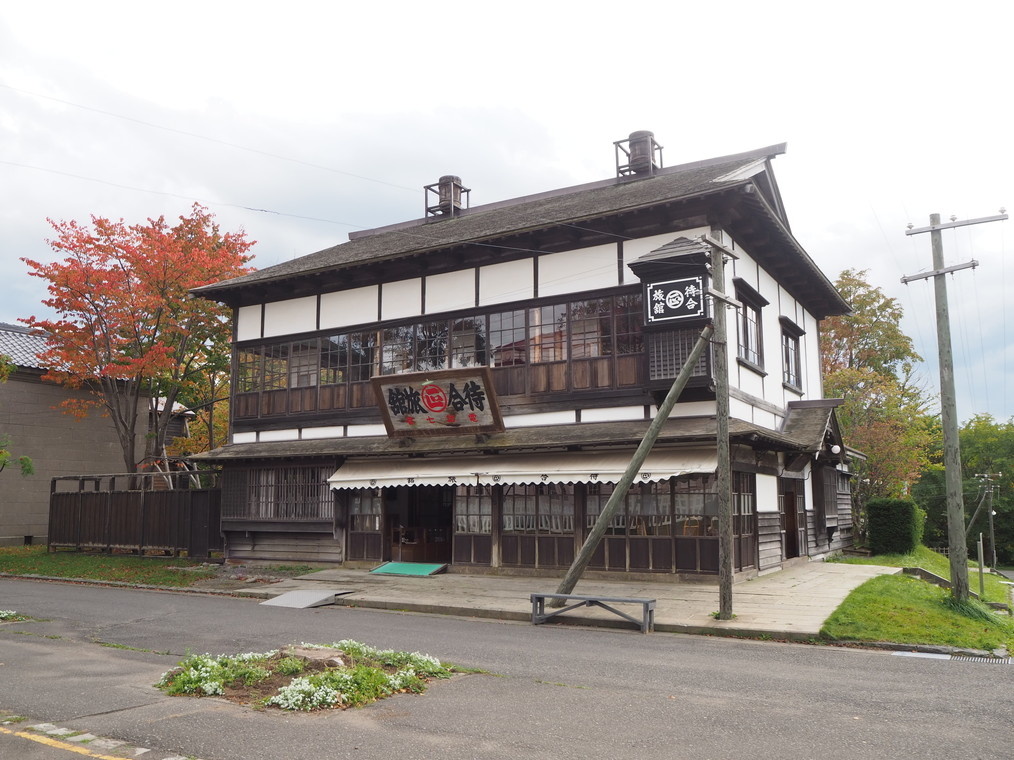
[821,269,920,378]
[0,355,34,476]
[915,414,1014,564]
[820,270,936,534]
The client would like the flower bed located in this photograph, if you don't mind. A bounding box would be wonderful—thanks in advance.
[155,640,454,711]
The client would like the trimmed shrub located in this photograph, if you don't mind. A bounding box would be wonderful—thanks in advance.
[913,504,926,546]
[867,498,921,555]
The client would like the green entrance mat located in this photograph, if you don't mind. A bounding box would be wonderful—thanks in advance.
[370,562,448,577]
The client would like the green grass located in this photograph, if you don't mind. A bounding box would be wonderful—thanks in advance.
[831,544,1011,603]
[0,545,218,587]
[822,574,1014,650]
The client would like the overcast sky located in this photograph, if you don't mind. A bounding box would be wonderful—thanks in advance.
[2,1,1010,424]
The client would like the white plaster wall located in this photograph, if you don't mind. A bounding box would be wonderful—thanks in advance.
[479,259,534,306]
[664,400,716,419]
[582,405,645,423]
[539,245,618,298]
[236,305,262,342]
[752,408,779,430]
[757,267,781,389]
[300,425,345,440]
[756,473,779,513]
[504,410,577,428]
[730,397,755,421]
[730,248,760,286]
[736,366,766,399]
[802,462,815,511]
[347,424,388,437]
[802,312,823,398]
[320,285,379,331]
[381,278,423,321]
[425,269,476,314]
[263,296,317,338]
[232,431,257,444]
[258,428,300,442]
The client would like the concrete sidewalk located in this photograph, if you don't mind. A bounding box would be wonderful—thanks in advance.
[234,561,900,639]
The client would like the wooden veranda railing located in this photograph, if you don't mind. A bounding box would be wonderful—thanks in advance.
[48,470,223,559]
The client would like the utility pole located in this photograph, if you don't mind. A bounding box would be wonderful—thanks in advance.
[903,210,1007,601]
[552,324,715,604]
[968,473,1001,568]
[701,236,736,620]
[985,482,997,569]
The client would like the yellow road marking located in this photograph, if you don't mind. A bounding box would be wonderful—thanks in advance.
[0,724,129,759]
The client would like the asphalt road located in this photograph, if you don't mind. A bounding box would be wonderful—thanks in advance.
[1,578,1011,760]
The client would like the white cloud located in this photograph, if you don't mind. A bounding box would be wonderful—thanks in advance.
[1,0,1011,421]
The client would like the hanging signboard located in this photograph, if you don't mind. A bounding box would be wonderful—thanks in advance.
[372,367,504,437]
[644,276,706,323]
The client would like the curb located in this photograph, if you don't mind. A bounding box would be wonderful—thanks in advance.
[3,572,1005,655]
[0,572,269,598]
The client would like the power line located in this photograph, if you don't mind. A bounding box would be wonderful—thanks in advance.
[0,83,419,195]
[0,160,364,229]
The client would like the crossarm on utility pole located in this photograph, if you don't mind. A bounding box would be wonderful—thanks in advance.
[550,324,715,606]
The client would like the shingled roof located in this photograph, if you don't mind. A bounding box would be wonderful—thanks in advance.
[195,145,839,310]
[193,416,810,462]
[0,323,48,370]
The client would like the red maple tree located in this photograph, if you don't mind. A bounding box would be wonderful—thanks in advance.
[22,204,254,472]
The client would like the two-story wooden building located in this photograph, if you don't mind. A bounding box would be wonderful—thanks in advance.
[194,133,854,577]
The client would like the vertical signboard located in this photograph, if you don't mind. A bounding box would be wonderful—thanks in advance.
[645,276,706,323]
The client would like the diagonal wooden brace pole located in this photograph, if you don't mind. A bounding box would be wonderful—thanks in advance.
[551,323,715,606]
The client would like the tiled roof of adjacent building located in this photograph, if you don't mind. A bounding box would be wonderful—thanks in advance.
[0,323,48,370]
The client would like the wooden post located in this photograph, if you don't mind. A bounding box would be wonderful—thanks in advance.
[552,324,715,605]
[904,211,1007,601]
[709,243,734,620]
[929,215,969,602]
[985,484,997,568]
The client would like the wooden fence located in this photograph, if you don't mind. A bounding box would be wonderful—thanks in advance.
[48,471,223,559]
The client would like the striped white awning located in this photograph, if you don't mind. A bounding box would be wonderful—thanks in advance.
[327,449,716,490]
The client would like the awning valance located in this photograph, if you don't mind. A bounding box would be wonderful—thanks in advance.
[327,449,716,490]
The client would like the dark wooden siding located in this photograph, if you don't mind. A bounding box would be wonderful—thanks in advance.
[224,531,344,562]
[48,484,222,558]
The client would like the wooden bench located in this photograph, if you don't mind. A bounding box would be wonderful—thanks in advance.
[530,593,656,633]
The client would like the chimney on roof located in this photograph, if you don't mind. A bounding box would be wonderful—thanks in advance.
[615,130,663,177]
[425,175,471,218]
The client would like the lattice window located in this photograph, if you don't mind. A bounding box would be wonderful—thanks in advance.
[648,329,709,381]
[246,465,334,521]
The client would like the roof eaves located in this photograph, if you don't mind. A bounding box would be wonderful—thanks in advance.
[194,145,790,300]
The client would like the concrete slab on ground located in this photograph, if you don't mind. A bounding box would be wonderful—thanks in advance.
[258,589,353,608]
[236,561,901,639]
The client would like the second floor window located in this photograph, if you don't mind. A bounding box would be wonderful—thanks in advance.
[780,317,805,390]
[235,291,643,398]
[734,279,768,370]
[738,303,761,365]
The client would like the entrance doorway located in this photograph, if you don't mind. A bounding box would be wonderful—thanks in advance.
[779,478,807,559]
[386,486,454,564]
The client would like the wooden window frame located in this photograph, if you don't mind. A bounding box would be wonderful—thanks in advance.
[733,279,768,372]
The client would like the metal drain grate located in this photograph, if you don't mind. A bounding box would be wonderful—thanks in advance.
[950,656,1011,664]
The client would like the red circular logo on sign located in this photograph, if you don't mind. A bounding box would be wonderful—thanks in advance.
[420,383,448,412]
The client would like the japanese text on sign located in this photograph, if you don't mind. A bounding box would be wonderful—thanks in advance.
[372,368,504,437]
[645,276,705,322]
